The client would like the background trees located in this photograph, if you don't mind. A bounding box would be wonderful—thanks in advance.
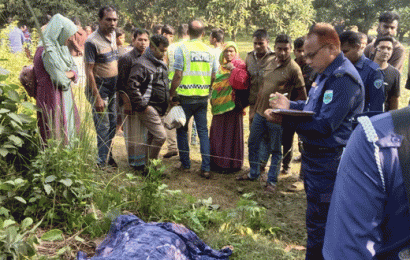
[313,0,410,35]
[1,0,410,40]
[0,0,314,40]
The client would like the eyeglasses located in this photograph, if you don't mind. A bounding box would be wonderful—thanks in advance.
[304,44,329,60]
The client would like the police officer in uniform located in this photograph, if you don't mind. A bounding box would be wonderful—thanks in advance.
[340,31,384,112]
[169,19,217,178]
[266,23,365,260]
[323,108,410,259]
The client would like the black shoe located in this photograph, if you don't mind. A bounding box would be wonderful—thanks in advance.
[108,158,118,168]
[200,170,211,179]
[163,151,178,158]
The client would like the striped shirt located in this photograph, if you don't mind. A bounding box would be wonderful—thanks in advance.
[85,30,119,79]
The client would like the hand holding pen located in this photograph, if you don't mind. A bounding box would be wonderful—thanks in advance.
[269,92,290,109]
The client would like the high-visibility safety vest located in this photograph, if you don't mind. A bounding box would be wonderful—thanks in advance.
[177,40,213,96]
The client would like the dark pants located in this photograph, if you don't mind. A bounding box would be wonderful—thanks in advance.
[301,148,343,260]
[281,121,297,170]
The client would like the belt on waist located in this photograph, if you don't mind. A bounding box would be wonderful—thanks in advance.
[302,143,343,153]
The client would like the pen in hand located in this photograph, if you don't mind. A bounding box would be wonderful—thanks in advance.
[269,93,288,101]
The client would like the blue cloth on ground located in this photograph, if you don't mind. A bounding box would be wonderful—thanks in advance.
[77,214,232,260]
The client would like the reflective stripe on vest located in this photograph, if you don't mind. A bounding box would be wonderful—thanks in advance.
[177,40,213,96]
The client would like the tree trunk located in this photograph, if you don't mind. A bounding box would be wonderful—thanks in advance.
[232,29,237,41]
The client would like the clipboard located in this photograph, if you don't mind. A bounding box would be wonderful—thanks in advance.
[271,109,315,117]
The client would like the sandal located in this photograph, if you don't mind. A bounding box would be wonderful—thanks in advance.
[236,172,256,181]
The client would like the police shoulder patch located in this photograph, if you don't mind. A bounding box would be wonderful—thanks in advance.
[374,79,383,89]
[323,90,333,104]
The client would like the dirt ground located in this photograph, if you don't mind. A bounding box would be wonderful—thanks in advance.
[112,125,307,247]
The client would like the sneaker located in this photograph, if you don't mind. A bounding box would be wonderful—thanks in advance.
[264,183,277,194]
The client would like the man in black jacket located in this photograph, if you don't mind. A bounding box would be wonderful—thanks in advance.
[126,34,170,165]
[117,28,150,170]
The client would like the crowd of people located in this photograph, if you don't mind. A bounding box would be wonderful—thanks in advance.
[7,5,410,259]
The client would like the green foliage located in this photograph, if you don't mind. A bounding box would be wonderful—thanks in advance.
[207,0,315,40]
[0,78,39,171]
[40,229,63,241]
[0,0,97,29]
[0,22,34,85]
[0,25,40,171]
[207,0,251,40]
[251,0,315,39]
[25,139,94,228]
[397,6,410,41]
[0,217,41,259]
[313,0,407,34]
[137,159,167,218]
[2,0,315,42]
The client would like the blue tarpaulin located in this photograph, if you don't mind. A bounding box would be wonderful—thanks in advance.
[77,214,232,260]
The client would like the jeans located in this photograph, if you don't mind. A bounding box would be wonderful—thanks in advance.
[176,99,210,171]
[249,104,270,169]
[259,132,271,168]
[87,92,117,166]
[282,121,297,170]
[248,113,282,184]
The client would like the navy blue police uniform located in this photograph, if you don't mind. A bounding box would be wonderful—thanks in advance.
[354,54,384,112]
[323,110,410,259]
[289,52,365,260]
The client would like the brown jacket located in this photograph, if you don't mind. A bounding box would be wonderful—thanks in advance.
[68,27,87,57]
[245,49,275,106]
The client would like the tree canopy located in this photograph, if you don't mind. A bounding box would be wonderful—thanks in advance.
[0,0,314,40]
[314,0,410,35]
[2,0,410,40]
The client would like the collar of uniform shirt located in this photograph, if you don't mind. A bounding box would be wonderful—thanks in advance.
[354,54,366,69]
[321,52,344,77]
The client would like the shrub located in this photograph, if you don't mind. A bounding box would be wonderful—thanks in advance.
[0,73,39,172]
